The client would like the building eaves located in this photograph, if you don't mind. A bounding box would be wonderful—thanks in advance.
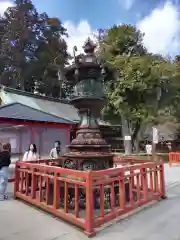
[0,102,74,124]
[0,86,80,122]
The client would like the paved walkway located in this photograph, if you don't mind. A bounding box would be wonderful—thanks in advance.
[1,164,180,240]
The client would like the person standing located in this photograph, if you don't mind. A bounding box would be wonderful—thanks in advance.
[22,144,39,162]
[0,143,11,201]
[49,141,61,159]
[22,144,39,189]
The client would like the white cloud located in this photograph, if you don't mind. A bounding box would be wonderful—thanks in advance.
[0,2,95,55]
[118,0,134,10]
[137,1,180,57]
[0,1,13,16]
[63,20,97,55]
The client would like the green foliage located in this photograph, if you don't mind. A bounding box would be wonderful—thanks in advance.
[99,24,178,128]
[97,24,147,65]
[168,57,180,121]
[0,0,40,89]
[0,0,69,98]
[32,13,68,97]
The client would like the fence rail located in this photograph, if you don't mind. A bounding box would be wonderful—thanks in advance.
[14,158,166,236]
[9,156,150,182]
[168,152,180,166]
[8,158,63,182]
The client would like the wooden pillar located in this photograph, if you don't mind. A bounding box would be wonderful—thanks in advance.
[31,127,35,143]
[38,129,42,158]
[19,130,22,160]
[66,126,71,145]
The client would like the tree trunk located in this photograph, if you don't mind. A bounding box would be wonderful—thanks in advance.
[133,138,140,153]
[131,121,142,154]
[121,116,132,155]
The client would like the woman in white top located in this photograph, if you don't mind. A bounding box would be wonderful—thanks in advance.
[22,144,39,162]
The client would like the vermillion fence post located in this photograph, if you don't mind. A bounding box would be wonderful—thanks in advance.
[53,172,60,209]
[168,153,172,166]
[31,168,36,199]
[14,163,19,199]
[142,167,148,201]
[119,168,125,210]
[85,170,95,237]
[159,162,166,199]
[154,166,159,193]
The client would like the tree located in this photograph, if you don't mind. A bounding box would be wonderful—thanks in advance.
[97,24,147,63]
[33,14,69,98]
[0,1,69,98]
[0,0,40,90]
[0,18,7,76]
[107,55,176,151]
[98,24,177,153]
[98,24,148,153]
[168,56,180,122]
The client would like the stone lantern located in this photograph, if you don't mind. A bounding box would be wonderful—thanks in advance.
[63,38,114,170]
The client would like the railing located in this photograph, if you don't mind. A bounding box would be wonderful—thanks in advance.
[8,158,63,182]
[113,156,153,167]
[14,159,166,237]
[168,152,180,166]
[92,162,165,229]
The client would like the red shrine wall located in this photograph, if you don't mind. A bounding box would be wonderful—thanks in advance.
[0,126,70,158]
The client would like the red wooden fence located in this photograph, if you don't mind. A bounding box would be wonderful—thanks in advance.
[168,152,180,166]
[8,156,150,182]
[113,156,152,166]
[8,159,56,182]
[14,159,166,237]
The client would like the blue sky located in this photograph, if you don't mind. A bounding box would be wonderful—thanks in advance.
[33,0,180,57]
[33,0,179,26]
[0,0,180,57]
[34,0,132,28]
[33,0,176,27]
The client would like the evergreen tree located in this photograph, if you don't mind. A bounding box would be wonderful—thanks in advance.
[0,0,40,90]
[0,2,69,98]
[0,18,7,76]
[34,15,69,98]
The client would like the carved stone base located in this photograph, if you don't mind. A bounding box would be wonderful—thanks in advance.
[58,155,113,170]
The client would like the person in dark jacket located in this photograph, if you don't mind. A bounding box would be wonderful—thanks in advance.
[0,143,11,200]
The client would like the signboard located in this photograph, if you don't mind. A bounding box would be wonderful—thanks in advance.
[124,135,131,140]
[146,144,152,155]
[152,127,158,144]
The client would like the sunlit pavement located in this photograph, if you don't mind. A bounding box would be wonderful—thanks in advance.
[164,163,180,187]
[1,163,180,240]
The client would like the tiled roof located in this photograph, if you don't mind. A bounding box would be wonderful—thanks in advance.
[0,86,80,123]
[0,86,112,126]
[0,102,73,124]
